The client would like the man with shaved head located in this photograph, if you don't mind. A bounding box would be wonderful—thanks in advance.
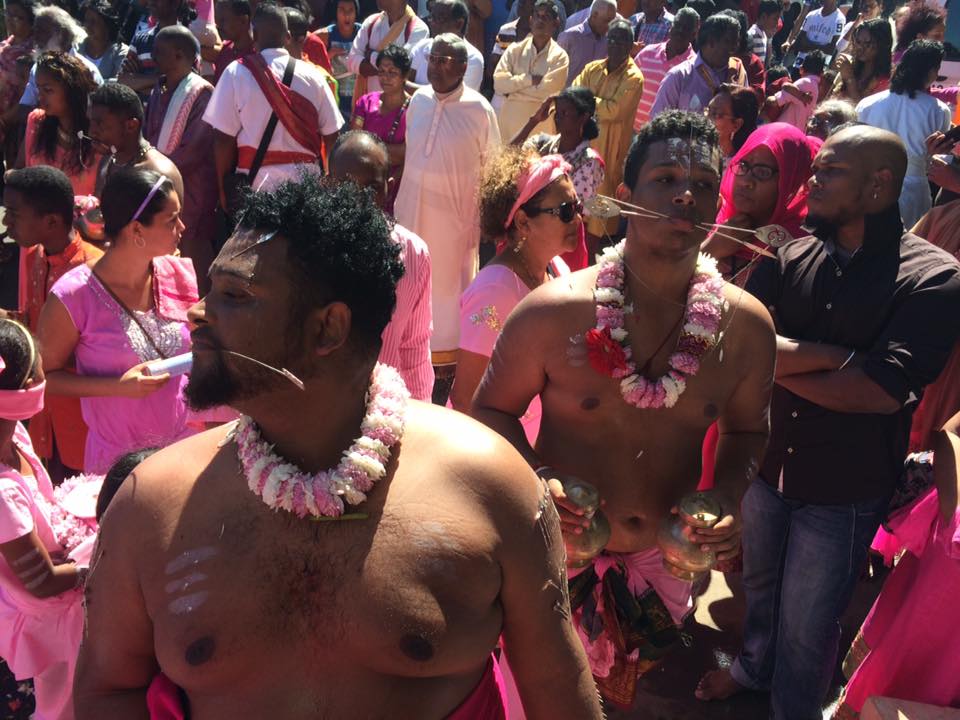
[145,24,218,288]
[697,126,960,719]
[329,130,434,402]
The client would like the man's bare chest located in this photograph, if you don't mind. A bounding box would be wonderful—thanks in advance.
[142,487,503,690]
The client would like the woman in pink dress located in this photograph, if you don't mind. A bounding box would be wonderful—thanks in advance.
[349,44,411,214]
[17,51,100,196]
[451,149,581,443]
[833,410,960,718]
[37,168,198,474]
[0,319,95,720]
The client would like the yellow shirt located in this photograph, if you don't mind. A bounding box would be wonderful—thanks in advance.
[493,35,569,143]
[573,57,644,236]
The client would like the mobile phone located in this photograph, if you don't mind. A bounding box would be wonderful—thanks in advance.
[942,124,960,145]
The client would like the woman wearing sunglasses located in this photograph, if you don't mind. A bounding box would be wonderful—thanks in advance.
[449,147,580,440]
[703,122,822,281]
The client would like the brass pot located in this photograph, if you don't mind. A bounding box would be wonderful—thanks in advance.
[656,492,723,581]
[560,477,611,569]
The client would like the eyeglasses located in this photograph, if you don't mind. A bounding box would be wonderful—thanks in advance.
[526,200,583,223]
[733,160,778,181]
[427,53,457,65]
[706,108,731,120]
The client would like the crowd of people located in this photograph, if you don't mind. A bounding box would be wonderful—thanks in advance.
[1,0,959,716]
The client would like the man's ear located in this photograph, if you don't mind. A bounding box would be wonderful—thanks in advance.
[306,301,352,358]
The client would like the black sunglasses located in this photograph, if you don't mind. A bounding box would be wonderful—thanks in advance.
[525,200,584,223]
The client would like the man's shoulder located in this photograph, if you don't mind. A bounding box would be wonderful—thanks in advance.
[102,427,230,528]
[392,223,430,261]
[510,266,596,322]
[401,401,541,514]
[458,85,496,111]
[901,232,960,286]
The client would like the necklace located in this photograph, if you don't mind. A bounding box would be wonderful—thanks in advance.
[587,240,727,409]
[227,363,409,519]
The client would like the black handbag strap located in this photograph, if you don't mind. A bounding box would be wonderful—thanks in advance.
[248,55,297,183]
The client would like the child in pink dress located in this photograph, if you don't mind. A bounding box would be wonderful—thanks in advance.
[0,320,98,720]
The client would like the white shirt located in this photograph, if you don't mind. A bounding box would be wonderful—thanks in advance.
[394,84,501,353]
[346,11,430,95]
[408,37,484,91]
[203,48,343,189]
[857,90,951,176]
[800,7,844,47]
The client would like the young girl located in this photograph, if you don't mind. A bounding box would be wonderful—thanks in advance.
[0,319,96,719]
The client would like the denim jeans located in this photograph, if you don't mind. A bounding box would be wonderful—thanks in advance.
[730,479,887,720]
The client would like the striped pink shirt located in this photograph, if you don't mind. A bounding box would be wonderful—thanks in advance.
[633,41,696,131]
[380,223,434,402]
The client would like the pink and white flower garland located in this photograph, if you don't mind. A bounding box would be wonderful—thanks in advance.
[227,363,410,519]
[592,241,727,409]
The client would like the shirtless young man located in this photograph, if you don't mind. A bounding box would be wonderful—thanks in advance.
[73,176,602,719]
[473,110,776,706]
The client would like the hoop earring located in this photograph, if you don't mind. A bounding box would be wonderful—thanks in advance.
[134,235,146,249]
[514,236,526,253]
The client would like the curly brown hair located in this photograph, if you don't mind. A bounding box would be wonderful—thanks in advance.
[478,145,554,239]
[33,51,97,172]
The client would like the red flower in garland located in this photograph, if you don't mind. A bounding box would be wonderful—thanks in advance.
[585,326,629,375]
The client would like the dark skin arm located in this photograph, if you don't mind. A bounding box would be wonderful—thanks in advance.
[776,367,901,414]
[687,291,775,560]
[484,443,603,719]
[74,475,158,719]
[933,410,960,521]
[511,96,554,146]
[0,531,82,599]
[213,129,238,210]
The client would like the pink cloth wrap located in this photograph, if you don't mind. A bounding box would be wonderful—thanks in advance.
[152,255,200,322]
[715,123,822,241]
[839,487,960,712]
[147,654,508,719]
[503,154,573,230]
[0,379,45,421]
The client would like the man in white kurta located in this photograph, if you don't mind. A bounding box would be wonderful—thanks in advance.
[493,0,568,143]
[394,33,500,403]
[346,0,429,97]
[204,4,343,197]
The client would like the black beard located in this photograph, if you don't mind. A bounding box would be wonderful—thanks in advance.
[184,347,241,410]
[803,212,838,237]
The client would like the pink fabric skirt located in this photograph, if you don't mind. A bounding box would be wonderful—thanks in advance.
[147,655,508,719]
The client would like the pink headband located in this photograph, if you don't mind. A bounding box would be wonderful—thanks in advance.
[504,154,573,230]
[0,356,46,421]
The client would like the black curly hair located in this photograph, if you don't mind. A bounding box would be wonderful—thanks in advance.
[623,110,720,190]
[236,173,404,356]
[377,43,412,74]
[891,39,943,98]
[33,51,97,172]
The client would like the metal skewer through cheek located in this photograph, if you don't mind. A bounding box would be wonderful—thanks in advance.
[700,228,777,259]
[223,350,305,390]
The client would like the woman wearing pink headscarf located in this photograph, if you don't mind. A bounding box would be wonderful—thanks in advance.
[450,148,580,444]
[703,123,823,281]
[699,123,822,495]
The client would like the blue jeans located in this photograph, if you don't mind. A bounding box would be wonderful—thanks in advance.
[730,479,887,720]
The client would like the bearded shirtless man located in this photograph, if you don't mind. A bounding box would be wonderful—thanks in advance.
[73,176,602,719]
[473,110,776,707]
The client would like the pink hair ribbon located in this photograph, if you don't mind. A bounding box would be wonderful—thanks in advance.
[0,355,45,421]
[504,154,573,230]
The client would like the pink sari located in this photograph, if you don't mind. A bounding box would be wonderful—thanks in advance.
[835,487,960,716]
